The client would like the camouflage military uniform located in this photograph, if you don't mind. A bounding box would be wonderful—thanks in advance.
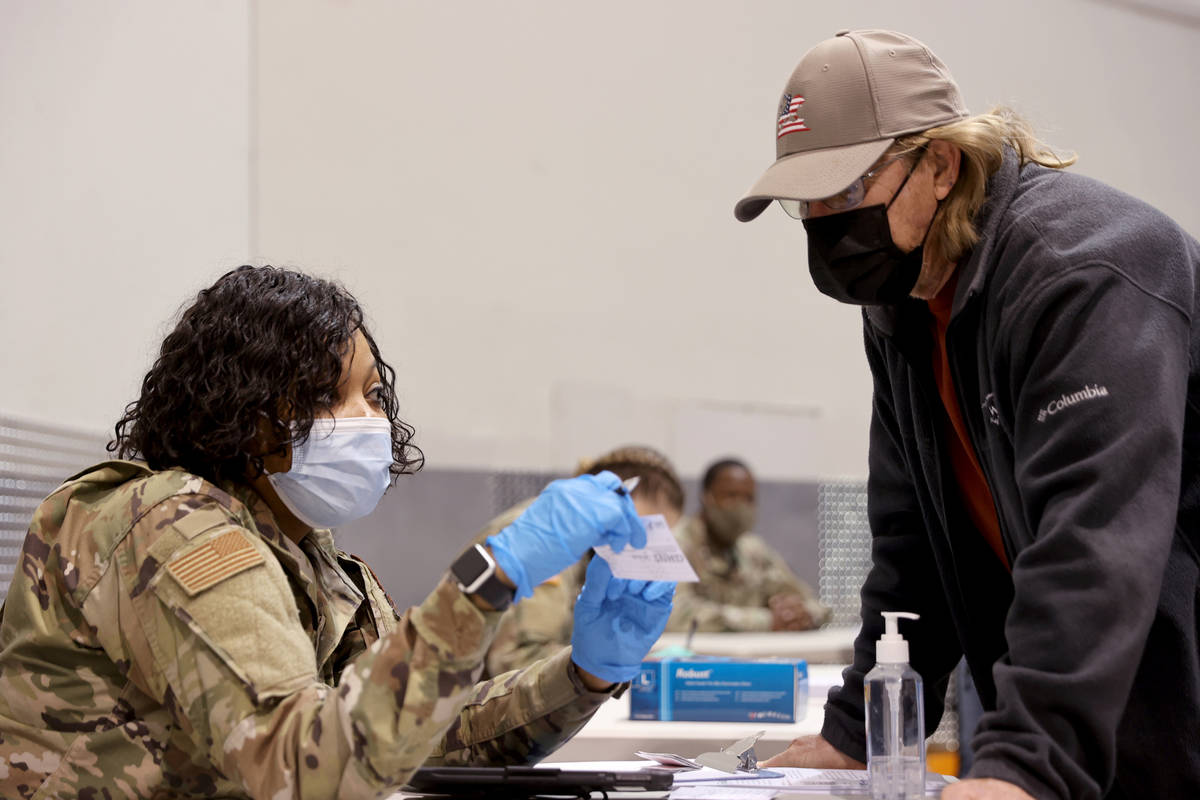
[0,462,618,798]
[484,560,587,680]
[470,501,587,680]
[666,514,830,633]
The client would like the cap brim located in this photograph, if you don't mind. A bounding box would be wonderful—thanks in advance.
[734,139,895,222]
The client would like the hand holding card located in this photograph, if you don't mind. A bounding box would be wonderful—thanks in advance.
[593,514,699,582]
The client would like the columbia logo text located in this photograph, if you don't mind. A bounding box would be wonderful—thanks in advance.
[1037,384,1110,422]
[981,392,1000,427]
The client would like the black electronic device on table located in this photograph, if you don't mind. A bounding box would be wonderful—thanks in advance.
[405,765,674,798]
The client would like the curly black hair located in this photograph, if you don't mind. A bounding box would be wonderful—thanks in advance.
[110,265,422,485]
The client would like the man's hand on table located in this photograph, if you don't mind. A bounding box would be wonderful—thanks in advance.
[764,737,1035,800]
[761,734,865,769]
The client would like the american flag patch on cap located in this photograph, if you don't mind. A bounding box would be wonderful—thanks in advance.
[166,528,265,596]
[777,93,810,139]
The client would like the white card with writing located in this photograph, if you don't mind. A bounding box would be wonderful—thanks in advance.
[594,514,699,582]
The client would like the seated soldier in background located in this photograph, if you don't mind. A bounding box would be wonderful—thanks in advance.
[481,445,686,678]
[667,457,830,633]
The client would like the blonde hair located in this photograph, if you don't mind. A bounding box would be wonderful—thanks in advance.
[890,106,1076,266]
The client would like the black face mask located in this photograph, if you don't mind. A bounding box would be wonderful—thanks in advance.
[801,157,928,306]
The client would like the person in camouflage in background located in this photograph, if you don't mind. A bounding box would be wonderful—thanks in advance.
[0,265,674,798]
[666,458,830,633]
[479,445,686,678]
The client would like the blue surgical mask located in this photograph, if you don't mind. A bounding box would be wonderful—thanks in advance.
[267,416,394,529]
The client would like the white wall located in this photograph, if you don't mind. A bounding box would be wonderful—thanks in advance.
[253,0,1200,480]
[4,1,1198,482]
[0,0,251,435]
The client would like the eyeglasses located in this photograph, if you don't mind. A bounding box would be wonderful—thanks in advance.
[777,152,909,220]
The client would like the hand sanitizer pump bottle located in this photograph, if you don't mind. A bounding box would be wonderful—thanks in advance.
[865,611,925,799]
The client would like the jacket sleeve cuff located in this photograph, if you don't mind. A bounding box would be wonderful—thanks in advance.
[819,702,868,764]
[968,755,1064,800]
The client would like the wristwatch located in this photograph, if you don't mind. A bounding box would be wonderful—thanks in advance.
[450,543,514,611]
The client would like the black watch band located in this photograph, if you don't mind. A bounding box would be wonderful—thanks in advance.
[450,544,514,611]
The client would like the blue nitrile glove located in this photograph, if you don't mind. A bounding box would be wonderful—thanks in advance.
[487,471,646,600]
[570,557,676,684]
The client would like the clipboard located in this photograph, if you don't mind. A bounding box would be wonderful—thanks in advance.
[405,764,674,797]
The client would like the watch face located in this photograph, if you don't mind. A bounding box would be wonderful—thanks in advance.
[452,544,491,587]
[451,544,512,610]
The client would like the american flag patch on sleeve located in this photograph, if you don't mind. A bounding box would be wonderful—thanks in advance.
[165,528,266,596]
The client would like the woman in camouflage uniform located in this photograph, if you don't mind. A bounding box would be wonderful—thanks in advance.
[0,265,673,798]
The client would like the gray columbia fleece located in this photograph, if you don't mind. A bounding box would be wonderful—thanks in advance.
[822,149,1200,800]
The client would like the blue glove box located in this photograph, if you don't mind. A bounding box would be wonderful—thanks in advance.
[630,656,809,722]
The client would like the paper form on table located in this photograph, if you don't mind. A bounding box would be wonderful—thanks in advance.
[672,766,955,794]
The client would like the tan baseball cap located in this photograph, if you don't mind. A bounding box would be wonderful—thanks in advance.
[734,29,968,222]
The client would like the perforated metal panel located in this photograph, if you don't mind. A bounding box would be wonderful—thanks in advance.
[0,414,109,601]
[815,479,958,752]
[817,480,873,626]
[933,665,961,752]
[488,470,556,516]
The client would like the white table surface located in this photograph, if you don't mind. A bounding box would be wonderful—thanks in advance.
[388,665,855,798]
[544,664,848,764]
[652,625,859,664]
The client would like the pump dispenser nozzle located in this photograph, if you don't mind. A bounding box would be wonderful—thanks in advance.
[876,611,919,664]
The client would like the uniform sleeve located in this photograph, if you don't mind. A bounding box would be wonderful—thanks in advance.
[665,580,773,632]
[969,261,1189,799]
[821,326,964,764]
[744,535,832,627]
[484,578,575,678]
[428,646,620,766]
[115,513,516,798]
[665,537,827,633]
[663,522,773,633]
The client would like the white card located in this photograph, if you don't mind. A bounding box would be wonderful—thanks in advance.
[594,514,699,582]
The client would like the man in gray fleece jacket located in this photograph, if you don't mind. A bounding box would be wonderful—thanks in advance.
[734,28,1200,800]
